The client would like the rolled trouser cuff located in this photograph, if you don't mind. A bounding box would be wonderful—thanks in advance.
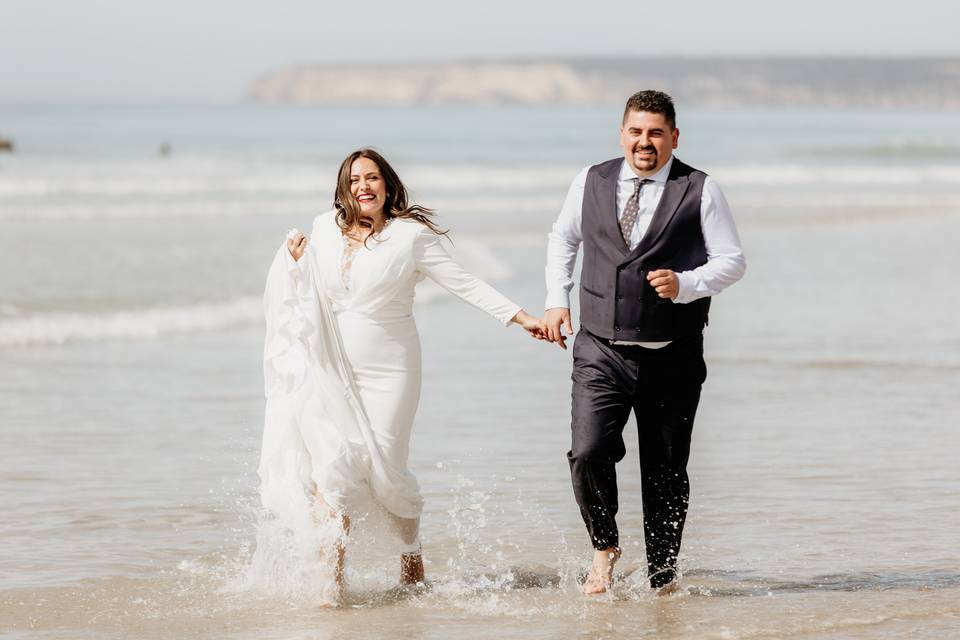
[649,567,677,589]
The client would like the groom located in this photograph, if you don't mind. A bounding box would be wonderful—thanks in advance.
[542,90,746,593]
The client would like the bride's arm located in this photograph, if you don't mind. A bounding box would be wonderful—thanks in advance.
[413,227,543,333]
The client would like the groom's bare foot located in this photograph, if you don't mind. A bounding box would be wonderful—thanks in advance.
[399,552,425,585]
[582,547,621,595]
[655,579,680,597]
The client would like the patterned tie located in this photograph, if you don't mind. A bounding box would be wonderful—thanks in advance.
[619,178,650,245]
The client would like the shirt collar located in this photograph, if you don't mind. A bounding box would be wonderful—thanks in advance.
[618,155,674,184]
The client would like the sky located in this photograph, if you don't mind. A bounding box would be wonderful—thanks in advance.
[1,0,957,104]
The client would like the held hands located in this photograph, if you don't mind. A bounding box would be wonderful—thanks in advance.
[647,269,679,299]
[512,310,549,341]
[287,229,308,262]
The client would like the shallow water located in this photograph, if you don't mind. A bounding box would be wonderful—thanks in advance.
[1,105,959,638]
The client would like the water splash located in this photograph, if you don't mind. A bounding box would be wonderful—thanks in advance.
[236,510,345,605]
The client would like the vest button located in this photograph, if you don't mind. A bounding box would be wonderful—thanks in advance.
[614,325,621,331]
[616,295,623,301]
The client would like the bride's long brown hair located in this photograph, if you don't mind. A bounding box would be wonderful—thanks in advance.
[333,149,447,244]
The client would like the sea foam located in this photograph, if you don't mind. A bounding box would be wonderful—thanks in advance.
[0,297,264,348]
[0,239,513,348]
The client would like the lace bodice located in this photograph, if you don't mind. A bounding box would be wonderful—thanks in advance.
[338,221,393,292]
[339,236,360,291]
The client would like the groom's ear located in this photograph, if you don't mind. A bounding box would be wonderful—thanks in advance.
[672,127,680,149]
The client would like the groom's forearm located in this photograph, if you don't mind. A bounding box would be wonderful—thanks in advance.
[545,166,589,310]
[544,232,580,310]
[673,253,746,303]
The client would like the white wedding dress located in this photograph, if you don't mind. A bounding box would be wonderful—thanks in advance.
[260,210,520,553]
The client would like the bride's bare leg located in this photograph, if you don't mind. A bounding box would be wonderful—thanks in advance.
[389,513,424,585]
[400,552,424,584]
[313,492,350,600]
[332,514,350,587]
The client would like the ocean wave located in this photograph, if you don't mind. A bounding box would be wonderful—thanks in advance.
[711,352,960,371]
[0,240,510,348]
[0,174,326,198]
[0,297,264,348]
[0,291,460,348]
[731,193,960,210]
[0,195,564,220]
[3,192,958,222]
[6,162,960,200]
[804,142,960,160]
[715,164,960,186]
[0,159,574,199]
[5,158,960,221]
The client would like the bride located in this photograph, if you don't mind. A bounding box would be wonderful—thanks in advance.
[260,148,545,603]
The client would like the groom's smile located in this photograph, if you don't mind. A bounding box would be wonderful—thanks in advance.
[634,146,657,160]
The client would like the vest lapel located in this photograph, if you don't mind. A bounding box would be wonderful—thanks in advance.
[596,162,629,255]
[624,160,689,263]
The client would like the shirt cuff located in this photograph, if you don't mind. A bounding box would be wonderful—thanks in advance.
[545,291,571,311]
[673,271,697,304]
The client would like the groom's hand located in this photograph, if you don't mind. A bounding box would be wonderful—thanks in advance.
[647,269,679,299]
[545,307,573,350]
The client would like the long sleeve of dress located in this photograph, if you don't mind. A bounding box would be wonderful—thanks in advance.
[413,228,522,326]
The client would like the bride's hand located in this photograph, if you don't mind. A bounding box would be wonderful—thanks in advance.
[512,309,549,341]
[287,230,307,261]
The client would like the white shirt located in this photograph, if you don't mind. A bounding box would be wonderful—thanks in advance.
[545,156,746,347]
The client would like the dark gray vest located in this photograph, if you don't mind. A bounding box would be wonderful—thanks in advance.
[579,157,710,342]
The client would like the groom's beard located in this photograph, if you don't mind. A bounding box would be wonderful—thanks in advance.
[632,146,657,171]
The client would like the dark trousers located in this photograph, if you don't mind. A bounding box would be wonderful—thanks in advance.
[568,329,706,588]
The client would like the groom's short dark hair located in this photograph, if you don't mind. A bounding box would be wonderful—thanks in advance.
[623,90,676,129]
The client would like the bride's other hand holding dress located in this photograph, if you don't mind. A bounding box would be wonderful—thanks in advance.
[287,230,307,261]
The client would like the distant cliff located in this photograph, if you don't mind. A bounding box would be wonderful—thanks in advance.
[247,58,960,108]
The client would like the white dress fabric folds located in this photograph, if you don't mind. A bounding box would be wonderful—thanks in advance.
[260,211,521,549]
